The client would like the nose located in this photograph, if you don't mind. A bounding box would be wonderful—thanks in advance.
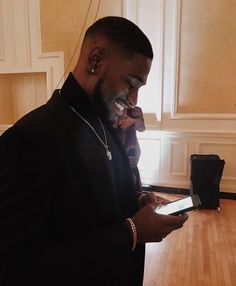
[127,90,138,106]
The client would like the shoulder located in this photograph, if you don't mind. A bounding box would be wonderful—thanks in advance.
[0,104,54,144]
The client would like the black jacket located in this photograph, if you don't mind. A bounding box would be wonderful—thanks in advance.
[0,74,145,285]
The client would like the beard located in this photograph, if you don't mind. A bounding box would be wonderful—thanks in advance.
[92,78,117,123]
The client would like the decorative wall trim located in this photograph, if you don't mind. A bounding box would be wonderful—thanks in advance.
[170,0,181,120]
[169,140,188,176]
[122,0,138,23]
[138,129,236,140]
[142,184,189,195]
[171,0,236,120]
[0,0,64,96]
[0,0,64,131]
[197,141,236,150]
[143,113,160,129]
[138,130,236,193]
[0,0,5,61]
[138,138,161,173]
[143,185,236,199]
[123,0,164,128]
[12,0,31,68]
[171,112,236,120]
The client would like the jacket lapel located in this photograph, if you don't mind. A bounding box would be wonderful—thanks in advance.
[46,92,124,222]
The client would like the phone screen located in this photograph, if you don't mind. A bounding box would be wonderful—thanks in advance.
[155,196,194,215]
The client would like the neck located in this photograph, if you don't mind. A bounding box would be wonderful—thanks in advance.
[70,69,111,123]
[72,68,97,100]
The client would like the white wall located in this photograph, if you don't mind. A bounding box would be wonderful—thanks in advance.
[137,0,236,194]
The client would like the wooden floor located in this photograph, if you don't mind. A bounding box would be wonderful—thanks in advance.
[143,193,236,286]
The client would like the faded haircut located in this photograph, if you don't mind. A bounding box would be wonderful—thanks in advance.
[84,16,153,60]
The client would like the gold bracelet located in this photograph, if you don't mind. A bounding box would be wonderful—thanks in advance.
[126,218,137,251]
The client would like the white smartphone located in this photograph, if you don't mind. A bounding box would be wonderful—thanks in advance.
[155,194,201,215]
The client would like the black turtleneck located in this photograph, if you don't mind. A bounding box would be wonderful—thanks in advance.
[58,73,137,218]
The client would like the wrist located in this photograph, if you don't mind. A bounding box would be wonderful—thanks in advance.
[125,218,137,251]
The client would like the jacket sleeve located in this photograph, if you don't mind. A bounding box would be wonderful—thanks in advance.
[0,124,142,283]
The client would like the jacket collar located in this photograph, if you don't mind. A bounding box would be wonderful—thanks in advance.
[46,81,138,221]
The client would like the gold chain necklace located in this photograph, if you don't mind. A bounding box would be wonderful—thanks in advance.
[70,106,112,160]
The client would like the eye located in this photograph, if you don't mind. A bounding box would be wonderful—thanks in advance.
[126,80,135,89]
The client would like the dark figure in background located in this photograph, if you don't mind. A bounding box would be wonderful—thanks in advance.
[113,103,145,190]
[0,16,188,285]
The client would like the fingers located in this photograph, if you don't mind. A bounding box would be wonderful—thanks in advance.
[155,195,170,204]
[157,213,189,228]
[132,203,189,243]
[162,214,188,229]
[139,192,165,208]
[151,214,188,241]
[139,192,170,207]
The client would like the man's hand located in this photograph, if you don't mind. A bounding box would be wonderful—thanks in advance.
[119,117,135,129]
[139,191,170,207]
[139,192,169,208]
[132,203,188,243]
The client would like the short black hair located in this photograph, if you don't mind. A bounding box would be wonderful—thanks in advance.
[84,16,153,60]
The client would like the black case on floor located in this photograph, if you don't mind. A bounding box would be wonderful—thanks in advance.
[189,154,225,210]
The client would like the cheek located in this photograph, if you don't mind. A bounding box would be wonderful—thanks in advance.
[102,74,128,99]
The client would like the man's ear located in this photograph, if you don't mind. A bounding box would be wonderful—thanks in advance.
[87,47,105,74]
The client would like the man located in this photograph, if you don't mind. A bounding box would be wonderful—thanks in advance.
[0,16,188,285]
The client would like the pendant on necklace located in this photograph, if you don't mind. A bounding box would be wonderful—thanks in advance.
[106,149,112,160]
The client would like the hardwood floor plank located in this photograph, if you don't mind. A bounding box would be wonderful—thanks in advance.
[143,194,236,286]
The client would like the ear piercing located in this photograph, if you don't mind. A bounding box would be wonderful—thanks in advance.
[91,61,99,73]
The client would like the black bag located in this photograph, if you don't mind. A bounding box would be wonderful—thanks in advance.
[189,154,225,210]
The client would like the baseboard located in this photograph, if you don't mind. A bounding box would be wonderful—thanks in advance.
[219,192,236,200]
[142,184,236,200]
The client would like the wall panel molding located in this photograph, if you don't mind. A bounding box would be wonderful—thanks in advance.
[122,0,138,23]
[0,0,5,61]
[12,0,31,68]
[170,0,236,120]
[0,0,64,130]
[0,0,64,96]
[138,130,236,193]
[169,140,188,176]
[123,0,164,128]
